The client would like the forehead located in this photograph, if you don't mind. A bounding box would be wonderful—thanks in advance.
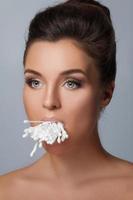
[24,39,99,80]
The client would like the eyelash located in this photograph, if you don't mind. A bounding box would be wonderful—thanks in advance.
[24,77,82,90]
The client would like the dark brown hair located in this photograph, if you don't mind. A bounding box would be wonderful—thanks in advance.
[23,0,116,88]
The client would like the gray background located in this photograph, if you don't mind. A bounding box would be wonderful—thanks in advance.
[0,0,133,175]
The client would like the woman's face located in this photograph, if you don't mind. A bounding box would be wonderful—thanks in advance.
[23,39,103,150]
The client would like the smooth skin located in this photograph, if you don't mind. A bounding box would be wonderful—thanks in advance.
[0,39,133,200]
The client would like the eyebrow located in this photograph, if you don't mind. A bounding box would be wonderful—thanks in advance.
[24,68,89,77]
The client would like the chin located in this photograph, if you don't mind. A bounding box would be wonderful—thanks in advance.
[42,139,70,156]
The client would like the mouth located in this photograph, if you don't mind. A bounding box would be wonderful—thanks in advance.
[23,117,69,157]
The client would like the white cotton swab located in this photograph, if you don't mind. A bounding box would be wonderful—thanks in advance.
[22,120,69,157]
[30,142,38,157]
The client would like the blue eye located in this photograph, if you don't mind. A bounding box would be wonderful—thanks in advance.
[25,78,43,89]
[64,79,82,89]
[25,78,82,90]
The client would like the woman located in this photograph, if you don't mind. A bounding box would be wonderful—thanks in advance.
[0,0,133,199]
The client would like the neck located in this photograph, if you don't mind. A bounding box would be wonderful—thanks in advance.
[41,127,110,184]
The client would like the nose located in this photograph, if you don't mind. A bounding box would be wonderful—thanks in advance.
[42,86,61,110]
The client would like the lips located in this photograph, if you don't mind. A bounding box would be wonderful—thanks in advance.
[41,117,63,124]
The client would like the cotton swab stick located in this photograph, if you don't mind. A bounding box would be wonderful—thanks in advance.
[24,120,44,123]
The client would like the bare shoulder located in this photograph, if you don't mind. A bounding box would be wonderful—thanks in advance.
[109,155,133,178]
[0,165,33,199]
[115,157,133,177]
[0,171,17,199]
[107,157,133,195]
[120,159,133,184]
[0,158,46,199]
[113,162,133,198]
[116,160,133,186]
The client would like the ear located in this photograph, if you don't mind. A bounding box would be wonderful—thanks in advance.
[100,81,115,108]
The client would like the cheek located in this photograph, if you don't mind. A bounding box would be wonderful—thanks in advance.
[23,88,41,119]
[63,89,100,136]
[64,89,99,118]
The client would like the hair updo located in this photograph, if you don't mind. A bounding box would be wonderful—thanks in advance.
[23,0,116,89]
